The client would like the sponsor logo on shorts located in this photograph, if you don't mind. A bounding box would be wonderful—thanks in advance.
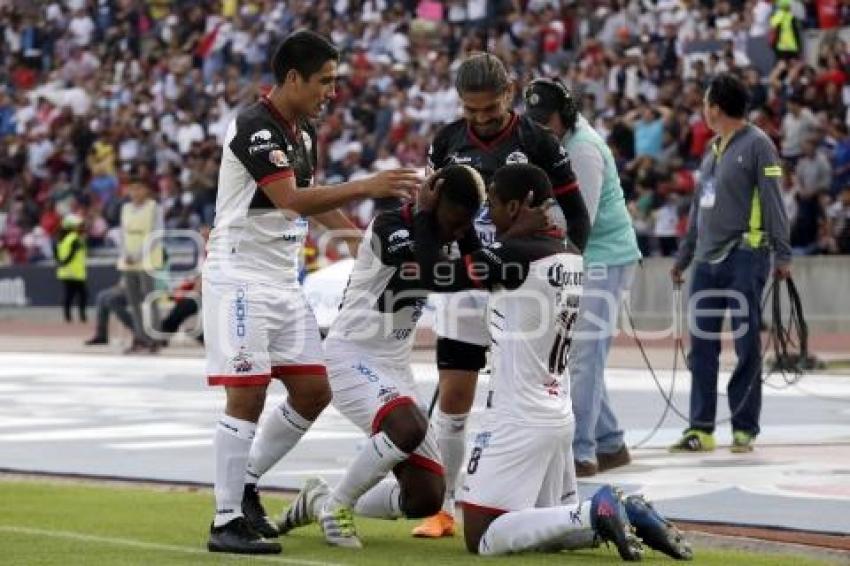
[569,506,583,525]
[353,362,380,383]
[234,287,247,338]
[229,346,255,373]
[377,384,399,404]
[473,431,492,449]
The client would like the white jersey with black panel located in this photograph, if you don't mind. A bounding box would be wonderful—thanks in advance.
[324,205,428,386]
[205,97,317,286]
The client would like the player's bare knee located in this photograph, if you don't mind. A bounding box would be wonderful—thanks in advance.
[380,405,428,453]
[225,386,267,421]
[285,377,332,421]
[438,377,477,415]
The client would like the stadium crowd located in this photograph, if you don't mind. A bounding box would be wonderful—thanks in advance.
[1,0,850,268]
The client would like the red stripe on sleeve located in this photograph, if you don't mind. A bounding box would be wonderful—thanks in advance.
[552,181,579,195]
[464,255,484,289]
[258,169,294,187]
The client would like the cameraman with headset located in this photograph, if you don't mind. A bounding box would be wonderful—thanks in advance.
[525,78,642,477]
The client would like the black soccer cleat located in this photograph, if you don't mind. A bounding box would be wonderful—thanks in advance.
[207,516,281,554]
[625,494,693,560]
[242,484,280,539]
[590,485,644,561]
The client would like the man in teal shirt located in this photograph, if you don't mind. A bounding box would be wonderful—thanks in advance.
[526,78,642,477]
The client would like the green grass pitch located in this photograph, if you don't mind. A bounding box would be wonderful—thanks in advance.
[0,479,831,565]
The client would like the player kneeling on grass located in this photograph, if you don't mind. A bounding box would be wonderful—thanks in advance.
[277,164,546,548]
[418,164,692,561]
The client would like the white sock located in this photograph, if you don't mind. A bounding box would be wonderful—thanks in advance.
[214,415,256,527]
[435,409,468,515]
[245,399,313,483]
[326,431,408,511]
[477,501,593,556]
[353,480,403,519]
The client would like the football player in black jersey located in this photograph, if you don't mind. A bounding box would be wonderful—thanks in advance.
[415,52,591,538]
[204,30,422,556]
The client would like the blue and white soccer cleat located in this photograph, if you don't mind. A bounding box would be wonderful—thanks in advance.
[590,485,644,561]
[624,494,693,560]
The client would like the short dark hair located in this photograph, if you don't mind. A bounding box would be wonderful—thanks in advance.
[271,30,339,84]
[706,73,749,119]
[455,52,510,95]
[491,163,553,207]
[436,164,486,212]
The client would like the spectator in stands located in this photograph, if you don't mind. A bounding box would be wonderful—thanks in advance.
[54,213,87,323]
[796,137,833,197]
[831,122,850,195]
[0,0,848,267]
[781,94,820,165]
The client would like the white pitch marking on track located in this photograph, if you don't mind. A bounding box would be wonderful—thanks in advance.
[0,422,208,443]
[0,525,345,566]
[106,438,213,450]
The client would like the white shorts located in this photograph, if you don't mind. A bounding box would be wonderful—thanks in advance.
[431,290,490,346]
[203,278,326,387]
[326,354,443,476]
[460,415,575,515]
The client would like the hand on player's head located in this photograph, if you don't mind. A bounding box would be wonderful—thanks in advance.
[365,168,421,200]
[417,172,443,213]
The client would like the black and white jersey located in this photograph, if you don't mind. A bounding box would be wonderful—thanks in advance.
[413,212,584,426]
[324,205,428,375]
[205,96,317,285]
[427,113,578,245]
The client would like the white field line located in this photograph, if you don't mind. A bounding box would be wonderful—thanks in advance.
[0,525,345,566]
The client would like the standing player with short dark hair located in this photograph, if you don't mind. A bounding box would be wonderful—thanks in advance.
[415,52,591,538]
[203,29,420,555]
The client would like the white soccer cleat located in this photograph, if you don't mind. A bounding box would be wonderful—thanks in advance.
[319,503,363,549]
[278,477,330,534]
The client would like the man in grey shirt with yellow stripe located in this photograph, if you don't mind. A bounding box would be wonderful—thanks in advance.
[671,73,791,454]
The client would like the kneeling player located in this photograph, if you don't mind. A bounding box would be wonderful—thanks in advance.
[279,165,496,548]
[415,164,692,560]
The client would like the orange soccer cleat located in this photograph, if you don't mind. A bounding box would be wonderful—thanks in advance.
[411,511,456,538]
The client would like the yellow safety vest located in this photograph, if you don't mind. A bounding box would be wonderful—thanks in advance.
[770,10,799,53]
[56,232,86,281]
[119,199,163,272]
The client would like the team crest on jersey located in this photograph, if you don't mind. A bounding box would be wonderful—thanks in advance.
[505,151,529,164]
[269,149,289,168]
[250,129,272,144]
[301,130,312,153]
[229,346,255,374]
